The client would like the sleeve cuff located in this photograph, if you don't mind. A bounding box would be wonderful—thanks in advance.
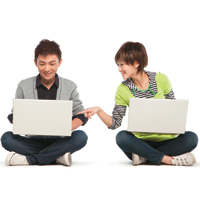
[7,113,13,124]
[72,114,88,126]
[108,117,116,130]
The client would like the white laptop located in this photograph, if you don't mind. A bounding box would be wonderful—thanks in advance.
[127,98,188,134]
[13,99,72,136]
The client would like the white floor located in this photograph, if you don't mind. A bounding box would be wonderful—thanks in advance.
[0,125,199,200]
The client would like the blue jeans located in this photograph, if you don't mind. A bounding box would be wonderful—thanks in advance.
[1,130,88,165]
[116,130,198,165]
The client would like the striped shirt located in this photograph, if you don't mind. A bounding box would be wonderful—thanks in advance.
[110,71,175,130]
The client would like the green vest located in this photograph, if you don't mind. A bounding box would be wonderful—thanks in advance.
[115,72,177,141]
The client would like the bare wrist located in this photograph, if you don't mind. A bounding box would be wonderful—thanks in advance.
[97,107,102,114]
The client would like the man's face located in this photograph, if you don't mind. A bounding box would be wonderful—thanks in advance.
[34,54,62,83]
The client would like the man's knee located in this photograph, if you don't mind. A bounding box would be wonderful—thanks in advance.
[1,131,13,151]
[72,130,88,146]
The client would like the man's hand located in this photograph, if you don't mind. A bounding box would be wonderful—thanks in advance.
[72,118,83,131]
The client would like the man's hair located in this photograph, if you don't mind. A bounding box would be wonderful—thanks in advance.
[115,42,148,74]
[34,39,62,61]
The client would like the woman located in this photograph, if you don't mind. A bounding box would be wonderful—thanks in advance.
[79,41,198,166]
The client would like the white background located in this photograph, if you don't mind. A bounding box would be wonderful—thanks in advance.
[0,0,199,199]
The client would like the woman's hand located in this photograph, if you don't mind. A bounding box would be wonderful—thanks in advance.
[78,107,101,119]
[78,107,113,128]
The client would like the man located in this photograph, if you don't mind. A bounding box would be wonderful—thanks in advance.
[1,39,88,166]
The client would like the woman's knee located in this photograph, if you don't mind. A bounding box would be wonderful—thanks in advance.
[116,130,130,147]
[1,131,13,150]
[185,131,198,150]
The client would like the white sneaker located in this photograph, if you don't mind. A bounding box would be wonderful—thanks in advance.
[172,153,196,166]
[56,152,72,166]
[132,153,147,165]
[5,152,29,166]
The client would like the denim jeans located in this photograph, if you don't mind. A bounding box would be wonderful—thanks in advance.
[116,130,198,165]
[1,130,88,165]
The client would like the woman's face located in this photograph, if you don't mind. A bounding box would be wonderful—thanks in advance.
[117,60,139,80]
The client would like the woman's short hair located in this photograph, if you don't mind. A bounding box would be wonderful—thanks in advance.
[115,42,148,74]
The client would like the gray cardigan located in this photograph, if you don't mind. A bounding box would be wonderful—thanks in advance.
[15,75,85,116]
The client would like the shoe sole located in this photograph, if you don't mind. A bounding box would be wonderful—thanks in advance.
[5,151,16,166]
[132,153,139,166]
[60,152,72,166]
[186,152,196,166]
[66,153,72,166]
